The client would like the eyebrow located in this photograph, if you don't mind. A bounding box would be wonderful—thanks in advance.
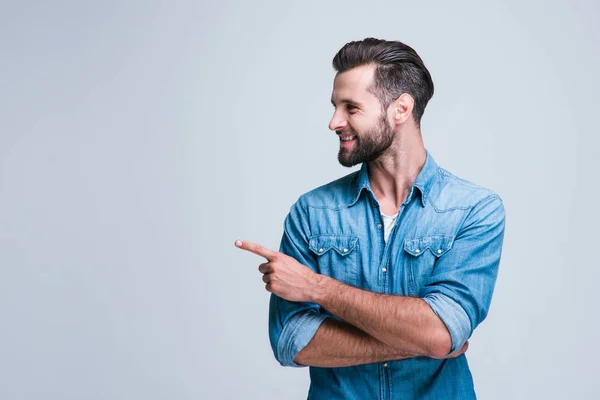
[331,98,362,108]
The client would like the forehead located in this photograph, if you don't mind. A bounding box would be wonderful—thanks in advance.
[331,64,378,104]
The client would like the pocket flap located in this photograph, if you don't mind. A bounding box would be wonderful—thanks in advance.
[403,235,454,257]
[309,234,359,256]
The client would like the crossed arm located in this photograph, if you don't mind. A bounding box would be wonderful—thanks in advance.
[295,308,468,368]
[294,317,416,368]
[294,277,469,367]
[247,245,470,367]
[237,196,505,368]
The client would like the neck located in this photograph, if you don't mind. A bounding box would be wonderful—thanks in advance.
[367,128,427,213]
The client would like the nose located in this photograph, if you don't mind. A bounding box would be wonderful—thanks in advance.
[329,109,348,132]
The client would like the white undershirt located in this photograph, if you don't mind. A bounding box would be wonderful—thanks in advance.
[381,211,399,242]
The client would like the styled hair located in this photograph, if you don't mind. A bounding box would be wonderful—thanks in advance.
[332,38,434,127]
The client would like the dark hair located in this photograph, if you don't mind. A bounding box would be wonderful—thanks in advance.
[332,38,434,127]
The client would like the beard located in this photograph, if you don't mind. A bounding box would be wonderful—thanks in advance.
[337,113,395,168]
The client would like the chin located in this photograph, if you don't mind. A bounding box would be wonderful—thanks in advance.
[338,154,359,168]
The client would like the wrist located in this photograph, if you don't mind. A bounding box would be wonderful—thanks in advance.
[309,273,335,304]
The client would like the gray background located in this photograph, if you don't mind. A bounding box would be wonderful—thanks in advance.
[1,0,598,399]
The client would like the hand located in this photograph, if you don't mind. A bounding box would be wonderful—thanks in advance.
[235,239,322,302]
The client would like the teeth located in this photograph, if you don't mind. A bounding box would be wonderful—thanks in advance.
[341,136,356,141]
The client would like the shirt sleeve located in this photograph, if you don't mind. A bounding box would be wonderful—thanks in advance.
[421,195,506,354]
[268,197,328,367]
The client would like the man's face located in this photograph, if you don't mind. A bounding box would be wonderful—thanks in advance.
[329,64,395,167]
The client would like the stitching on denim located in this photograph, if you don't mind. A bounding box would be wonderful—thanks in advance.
[308,234,359,254]
[403,235,455,258]
[307,203,353,211]
[431,192,500,213]
[430,168,500,212]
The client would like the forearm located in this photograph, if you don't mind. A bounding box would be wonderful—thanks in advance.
[312,276,452,358]
[294,317,415,367]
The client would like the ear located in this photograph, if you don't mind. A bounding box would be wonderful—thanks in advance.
[391,93,415,125]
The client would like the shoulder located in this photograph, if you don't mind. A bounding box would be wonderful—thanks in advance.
[293,169,361,211]
[430,166,503,212]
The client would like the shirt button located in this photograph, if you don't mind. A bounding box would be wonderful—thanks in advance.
[383,362,388,367]
[382,268,387,272]
[318,248,324,253]
[377,223,382,229]
[415,249,420,253]
[343,248,348,253]
[437,249,442,254]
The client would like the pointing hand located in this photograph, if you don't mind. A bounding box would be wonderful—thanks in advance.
[235,239,322,303]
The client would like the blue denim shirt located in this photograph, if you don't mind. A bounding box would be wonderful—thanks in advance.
[268,149,506,399]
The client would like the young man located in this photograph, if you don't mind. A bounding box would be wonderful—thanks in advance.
[236,38,506,399]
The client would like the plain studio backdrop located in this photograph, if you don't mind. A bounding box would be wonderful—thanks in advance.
[1,1,598,399]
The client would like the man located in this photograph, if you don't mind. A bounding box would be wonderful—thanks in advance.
[235,38,506,399]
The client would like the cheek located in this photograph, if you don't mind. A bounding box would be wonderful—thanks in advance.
[347,115,368,132]
[349,115,376,134]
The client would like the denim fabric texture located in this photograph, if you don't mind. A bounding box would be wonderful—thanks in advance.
[268,149,506,400]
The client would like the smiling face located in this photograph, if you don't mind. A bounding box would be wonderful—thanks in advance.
[329,64,395,167]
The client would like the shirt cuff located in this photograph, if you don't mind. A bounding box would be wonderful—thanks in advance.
[422,292,471,354]
[276,310,329,367]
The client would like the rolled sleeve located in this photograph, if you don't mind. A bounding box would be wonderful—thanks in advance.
[275,308,329,367]
[268,197,327,367]
[423,292,472,353]
[420,195,506,354]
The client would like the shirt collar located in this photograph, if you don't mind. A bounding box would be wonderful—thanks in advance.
[351,148,438,208]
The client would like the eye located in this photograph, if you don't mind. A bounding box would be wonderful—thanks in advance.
[346,105,358,114]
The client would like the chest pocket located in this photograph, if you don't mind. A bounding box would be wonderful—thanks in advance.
[403,235,454,295]
[309,234,359,286]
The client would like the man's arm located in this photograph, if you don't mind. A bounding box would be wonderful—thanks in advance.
[294,317,469,367]
[266,197,460,367]
[240,195,503,364]
[309,196,506,358]
[311,282,451,358]
[293,317,413,367]
[267,198,325,367]
[267,197,419,367]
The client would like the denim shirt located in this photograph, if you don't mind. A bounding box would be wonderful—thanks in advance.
[268,149,506,400]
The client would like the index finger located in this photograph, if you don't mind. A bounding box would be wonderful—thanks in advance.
[235,239,277,261]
